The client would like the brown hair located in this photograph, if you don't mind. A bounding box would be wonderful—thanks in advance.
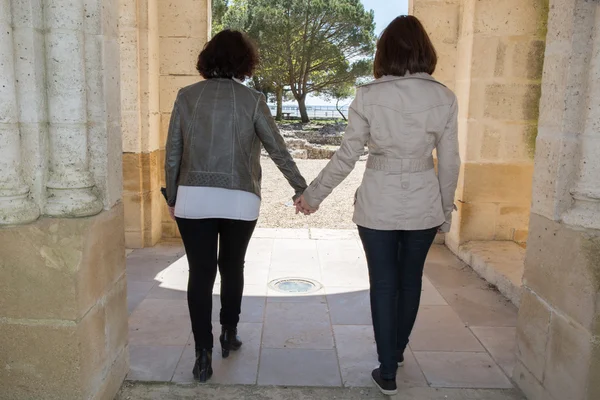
[373,15,437,79]
[196,29,259,80]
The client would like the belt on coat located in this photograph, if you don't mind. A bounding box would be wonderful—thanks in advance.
[366,155,435,173]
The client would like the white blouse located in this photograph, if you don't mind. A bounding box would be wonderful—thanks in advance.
[174,186,261,221]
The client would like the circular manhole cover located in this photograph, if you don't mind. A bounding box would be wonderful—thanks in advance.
[268,278,322,294]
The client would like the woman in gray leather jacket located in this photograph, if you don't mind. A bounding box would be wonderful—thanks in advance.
[164,29,308,382]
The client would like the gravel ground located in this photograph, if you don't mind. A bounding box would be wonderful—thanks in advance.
[258,158,365,229]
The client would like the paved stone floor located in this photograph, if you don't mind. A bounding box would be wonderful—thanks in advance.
[126,228,519,394]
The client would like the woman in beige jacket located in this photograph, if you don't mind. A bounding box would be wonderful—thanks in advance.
[296,16,460,396]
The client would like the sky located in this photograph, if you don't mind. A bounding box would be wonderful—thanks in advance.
[295,0,410,106]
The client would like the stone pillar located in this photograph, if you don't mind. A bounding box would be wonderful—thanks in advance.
[120,0,163,248]
[409,0,461,90]
[413,0,548,252]
[0,0,39,225]
[44,0,103,217]
[158,0,211,240]
[0,0,128,398]
[514,1,600,399]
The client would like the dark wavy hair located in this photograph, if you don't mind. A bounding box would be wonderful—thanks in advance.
[196,29,259,80]
[374,16,437,79]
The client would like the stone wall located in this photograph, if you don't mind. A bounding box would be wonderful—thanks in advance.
[0,0,128,398]
[158,0,211,240]
[514,1,600,399]
[119,0,162,248]
[412,0,547,250]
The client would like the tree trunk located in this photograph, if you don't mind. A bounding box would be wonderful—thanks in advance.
[297,94,309,123]
[336,98,347,121]
[276,86,283,121]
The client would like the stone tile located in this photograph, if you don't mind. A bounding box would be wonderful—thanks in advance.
[438,286,518,327]
[270,239,320,272]
[471,327,517,376]
[245,238,274,263]
[414,351,513,389]
[262,302,334,349]
[173,323,262,385]
[129,299,191,346]
[410,306,484,352]
[425,249,518,327]
[211,294,266,324]
[310,229,358,240]
[126,253,180,282]
[146,284,187,300]
[421,276,448,306]
[333,325,427,387]
[243,260,271,286]
[320,260,370,289]
[127,281,155,314]
[326,287,371,325]
[127,345,185,381]
[317,239,364,263]
[257,348,342,387]
[253,228,309,239]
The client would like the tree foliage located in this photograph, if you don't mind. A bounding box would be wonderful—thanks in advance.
[215,0,376,122]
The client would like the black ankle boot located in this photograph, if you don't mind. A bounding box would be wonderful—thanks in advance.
[219,326,242,358]
[192,349,213,382]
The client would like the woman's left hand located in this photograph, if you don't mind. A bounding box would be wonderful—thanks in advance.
[168,206,176,221]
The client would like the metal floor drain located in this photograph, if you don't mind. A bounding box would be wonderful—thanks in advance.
[268,278,322,294]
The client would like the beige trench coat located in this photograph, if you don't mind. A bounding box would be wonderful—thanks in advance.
[302,73,460,232]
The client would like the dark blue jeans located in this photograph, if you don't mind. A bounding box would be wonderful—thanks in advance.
[358,226,438,380]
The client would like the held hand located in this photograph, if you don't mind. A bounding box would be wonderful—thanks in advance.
[294,195,318,216]
[168,206,176,221]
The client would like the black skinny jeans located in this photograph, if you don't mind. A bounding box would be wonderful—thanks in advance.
[358,226,438,380]
[176,218,257,351]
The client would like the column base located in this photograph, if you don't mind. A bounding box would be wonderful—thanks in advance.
[45,187,103,217]
[0,194,40,225]
[0,205,128,400]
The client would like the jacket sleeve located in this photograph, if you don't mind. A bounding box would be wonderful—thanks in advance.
[436,97,461,233]
[254,94,308,199]
[164,96,183,207]
[302,90,370,208]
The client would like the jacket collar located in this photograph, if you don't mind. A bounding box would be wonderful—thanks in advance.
[359,73,446,88]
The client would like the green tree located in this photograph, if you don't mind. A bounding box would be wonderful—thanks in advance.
[211,0,230,36]
[280,0,375,122]
[219,0,375,123]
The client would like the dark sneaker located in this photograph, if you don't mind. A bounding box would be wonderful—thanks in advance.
[371,368,398,396]
[397,352,405,367]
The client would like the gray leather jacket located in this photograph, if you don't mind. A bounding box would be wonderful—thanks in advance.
[165,78,307,207]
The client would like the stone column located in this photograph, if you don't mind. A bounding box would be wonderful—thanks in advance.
[562,13,600,231]
[43,0,103,217]
[0,0,128,398]
[158,0,211,240]
[0,0,39,225]
[515,1,600,400]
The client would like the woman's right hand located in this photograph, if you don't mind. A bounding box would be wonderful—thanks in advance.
[294,195,318,215]
[168,206,176,221]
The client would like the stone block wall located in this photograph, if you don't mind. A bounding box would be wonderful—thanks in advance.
[412,0,548,250]
[157,0,211,240]
[120,0,162,248]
